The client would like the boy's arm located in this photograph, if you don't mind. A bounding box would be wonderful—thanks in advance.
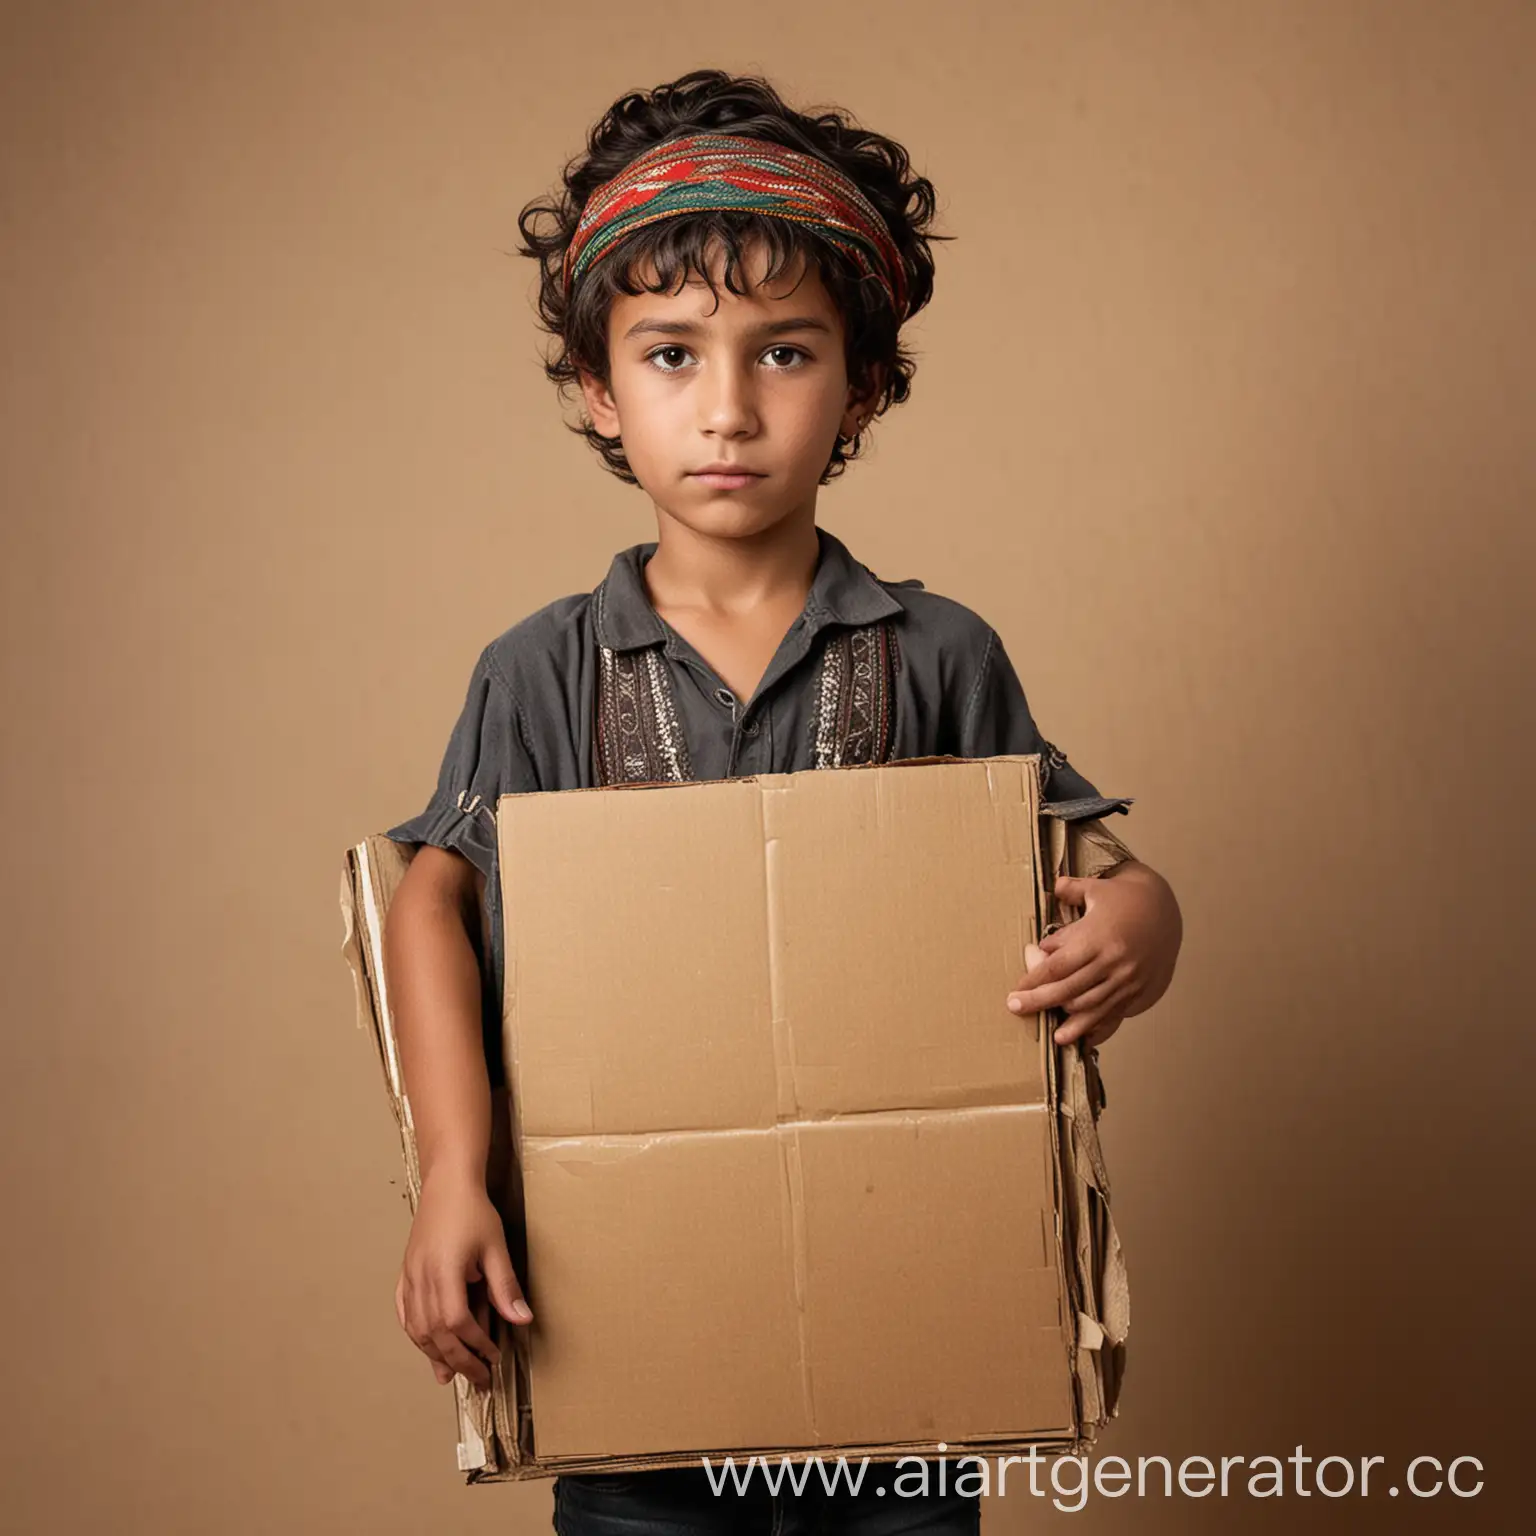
[382,845,532,1389]
[383,846,492,1189]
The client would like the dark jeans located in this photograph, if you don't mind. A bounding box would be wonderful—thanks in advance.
[553,1462,980,1536]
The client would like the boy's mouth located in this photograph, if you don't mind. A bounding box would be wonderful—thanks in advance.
[689,465,766,489]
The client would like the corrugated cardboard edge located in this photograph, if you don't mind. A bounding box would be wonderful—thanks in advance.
[339,837,522,1477]
[1042,813,1136,1432]
[339,758,1136,1483]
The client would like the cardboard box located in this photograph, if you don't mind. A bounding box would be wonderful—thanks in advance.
[340,754,1134,1482]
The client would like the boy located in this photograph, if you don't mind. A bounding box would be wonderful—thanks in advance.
[382,68,1183,1535]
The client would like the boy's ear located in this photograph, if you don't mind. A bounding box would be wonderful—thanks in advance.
[842,361,886,436]
[577,366,621,438]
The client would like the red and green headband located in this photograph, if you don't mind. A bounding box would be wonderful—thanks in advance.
[561,132,910,323]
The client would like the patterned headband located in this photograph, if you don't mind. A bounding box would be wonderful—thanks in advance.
[561,131,909,323]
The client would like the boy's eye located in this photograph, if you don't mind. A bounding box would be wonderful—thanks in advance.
[763,345,808,369]
[647,345,692,372]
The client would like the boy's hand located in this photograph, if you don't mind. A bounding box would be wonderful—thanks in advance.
[1006,865,1182,1050]
[395,1169,533,1390]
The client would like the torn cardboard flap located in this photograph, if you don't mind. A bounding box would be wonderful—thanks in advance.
[340,753,1135,1481]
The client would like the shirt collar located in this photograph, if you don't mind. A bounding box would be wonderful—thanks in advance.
[594,525,905,653]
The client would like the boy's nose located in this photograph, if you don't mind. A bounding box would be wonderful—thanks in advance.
[699,364,759,436]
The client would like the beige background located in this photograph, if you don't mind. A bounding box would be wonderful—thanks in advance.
[2,1,1531,1531]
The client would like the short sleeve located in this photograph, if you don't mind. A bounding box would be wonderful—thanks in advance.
[384,644,539,879]
[959,626,1135,822]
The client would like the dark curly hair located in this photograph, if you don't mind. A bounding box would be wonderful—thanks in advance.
[515,69,950,486]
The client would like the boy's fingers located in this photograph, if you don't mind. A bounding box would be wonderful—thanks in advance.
[423,1279,497,1388]
[429,1326,493,1390]
[1053,1006,1104,1045]
[404,1271,500,1388]
[1009,943,1073,995]
[405,1313,455,1378]
[1079,1019,1124,1051]
[465,1288,505,1367]
[1009,963,1066,996]
[1052,976,1123,1044]
[401,1243,514,1387]
[1056,1013,1121,1047]
[483,1241,535,1326]
[1009,952,1101,1014]
[432,1289,502,1375]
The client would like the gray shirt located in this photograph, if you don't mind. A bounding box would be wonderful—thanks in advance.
[386,526,1133,1082]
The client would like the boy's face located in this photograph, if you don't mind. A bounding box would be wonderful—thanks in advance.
[578,238,880,538]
